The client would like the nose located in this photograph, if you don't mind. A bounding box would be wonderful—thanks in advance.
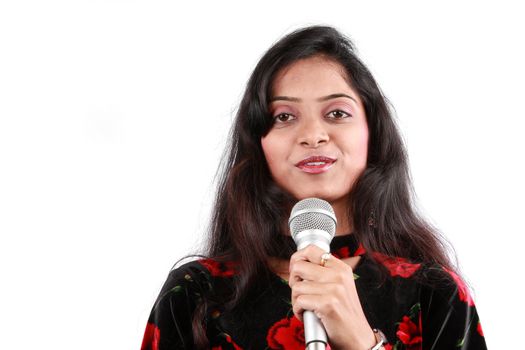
[297,118,329,148]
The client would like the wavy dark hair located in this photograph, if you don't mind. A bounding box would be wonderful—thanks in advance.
[180,25,455,348]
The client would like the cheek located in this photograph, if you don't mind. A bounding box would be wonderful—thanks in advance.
[361,130,370,162]
[352,124,369,160]
[339,128,369,166]
[357,134,369,162]
[261,134,287,176]
[261,136,280,172]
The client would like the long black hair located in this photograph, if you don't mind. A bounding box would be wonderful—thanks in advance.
[182,25,455,348]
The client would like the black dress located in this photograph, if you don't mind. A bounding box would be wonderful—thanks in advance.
[141,234,487,349]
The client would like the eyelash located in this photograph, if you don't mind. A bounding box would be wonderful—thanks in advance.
[327,110,352,119]
[272,113,295,123]
[272,109,352,123]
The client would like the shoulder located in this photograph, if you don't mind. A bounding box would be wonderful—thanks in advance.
[157,257,239,302]
[369,252,472,300]
[152,260,209,307]
[416,265,486,348]
[369,252,423,279]
[190,258,239,278]
[415,263,475,307]
[367,253,477,312]
[165,257,239,283]
[142,258,241,350]
[367,256,486,348]
[143,260,211,350]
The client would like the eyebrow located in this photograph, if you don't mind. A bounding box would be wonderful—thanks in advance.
[269,93,358,104]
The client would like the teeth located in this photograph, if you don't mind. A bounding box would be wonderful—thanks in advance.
[306,162,326,166]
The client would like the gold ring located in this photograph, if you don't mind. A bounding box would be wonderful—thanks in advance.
[320,252,331,267]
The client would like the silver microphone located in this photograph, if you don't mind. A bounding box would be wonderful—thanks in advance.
[288,198,337,350]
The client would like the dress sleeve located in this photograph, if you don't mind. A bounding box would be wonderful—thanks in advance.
[141,262,209,350]
[419,267,487,349]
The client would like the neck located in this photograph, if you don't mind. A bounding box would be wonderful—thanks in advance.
[331,198,353,236]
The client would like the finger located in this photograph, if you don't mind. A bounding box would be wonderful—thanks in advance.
[290,244,346,274]
[291,280,323,300]
[292,294,336,322]
[290,244,326,266]
[289,259,333,287]
[291,280,336,304]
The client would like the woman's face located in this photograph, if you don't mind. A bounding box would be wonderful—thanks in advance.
[261,56,369,213]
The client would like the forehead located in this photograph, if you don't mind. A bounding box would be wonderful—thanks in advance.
[271,56,352,96]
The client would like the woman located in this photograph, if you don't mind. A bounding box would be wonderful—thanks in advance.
[141,26,487,349]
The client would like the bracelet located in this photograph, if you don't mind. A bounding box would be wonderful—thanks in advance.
[370,328,388,350]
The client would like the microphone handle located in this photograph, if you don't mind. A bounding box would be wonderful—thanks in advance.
[293,229,333,349]
[304,310,328,350]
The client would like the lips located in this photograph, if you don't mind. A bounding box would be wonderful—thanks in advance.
[295,156,336,174]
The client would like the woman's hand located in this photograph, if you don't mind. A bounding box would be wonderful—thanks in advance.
[289,244,376,350]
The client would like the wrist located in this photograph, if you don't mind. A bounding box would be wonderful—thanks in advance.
[369,328,387,350]
[353,328,376,350]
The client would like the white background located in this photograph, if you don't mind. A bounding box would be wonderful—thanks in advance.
[1,1,523,349]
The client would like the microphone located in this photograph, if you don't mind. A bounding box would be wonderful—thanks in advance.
[288,198,337,350]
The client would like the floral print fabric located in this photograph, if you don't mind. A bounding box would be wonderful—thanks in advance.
[141,234,487,349]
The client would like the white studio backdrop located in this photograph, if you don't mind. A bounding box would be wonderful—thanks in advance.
[1,1,523,349]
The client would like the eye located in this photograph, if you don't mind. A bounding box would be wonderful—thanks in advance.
[326,109,352,120]
[272,113,296,124]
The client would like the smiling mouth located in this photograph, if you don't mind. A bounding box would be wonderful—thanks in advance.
[295,156,336,174]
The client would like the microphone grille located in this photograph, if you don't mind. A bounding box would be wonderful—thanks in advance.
[289,198,337,236]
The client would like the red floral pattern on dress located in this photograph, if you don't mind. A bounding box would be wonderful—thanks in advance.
[141,322,160,350]
[143,252,487,349]
[396,315,422,349]
[332,243,366,259]
[267,316,305,350]
[443,267,475,306]
[198,259,238,277]
[477,322,484,337]
[372,253,421,278]
[332,246,350,259]
[354,243,366,256]
[211,333,243,350]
